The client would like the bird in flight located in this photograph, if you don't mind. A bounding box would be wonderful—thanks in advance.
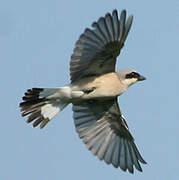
[20,9,147,174]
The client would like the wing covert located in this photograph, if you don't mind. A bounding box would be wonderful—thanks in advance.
[70,9,133,82]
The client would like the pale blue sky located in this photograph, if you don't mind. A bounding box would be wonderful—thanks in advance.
[1,0,179,179]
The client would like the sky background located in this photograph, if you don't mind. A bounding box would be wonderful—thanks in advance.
[1,0,179,179]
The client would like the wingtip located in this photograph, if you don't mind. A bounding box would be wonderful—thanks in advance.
[121,9,127,16]
[141,158,147,164]
[128,15,134,23]
[128,167,134,174]
[112,9,118,14]
[112,9,118,17]
[121,9,127,13]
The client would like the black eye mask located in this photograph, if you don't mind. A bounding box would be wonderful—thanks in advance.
[125,72,140,79]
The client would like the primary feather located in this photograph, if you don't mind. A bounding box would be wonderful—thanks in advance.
[70,9,133,82]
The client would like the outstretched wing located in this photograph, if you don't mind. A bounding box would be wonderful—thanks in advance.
[72,99,146,173]
[70,9,133,82]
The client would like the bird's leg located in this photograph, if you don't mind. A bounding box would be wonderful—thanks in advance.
[82,87,96,94]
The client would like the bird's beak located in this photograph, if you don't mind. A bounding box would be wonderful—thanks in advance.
[137,75,146,81]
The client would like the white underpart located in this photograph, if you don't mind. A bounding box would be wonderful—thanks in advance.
[38,87,72,120]
[123,78,138,88]
[39,88,60,98]
[41,104,61,119]
[46,86,72,100]
[34,85,85,121]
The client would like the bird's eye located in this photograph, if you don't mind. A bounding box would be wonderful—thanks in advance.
[125,72,140,79]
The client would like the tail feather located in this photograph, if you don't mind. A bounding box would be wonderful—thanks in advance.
[20,88,69,128]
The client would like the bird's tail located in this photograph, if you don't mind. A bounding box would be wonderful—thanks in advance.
[19,87,71,128]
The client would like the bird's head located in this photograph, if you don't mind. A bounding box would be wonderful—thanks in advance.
[117,69,146,88]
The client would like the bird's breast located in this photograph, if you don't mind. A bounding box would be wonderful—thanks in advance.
[71,72,126,100]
